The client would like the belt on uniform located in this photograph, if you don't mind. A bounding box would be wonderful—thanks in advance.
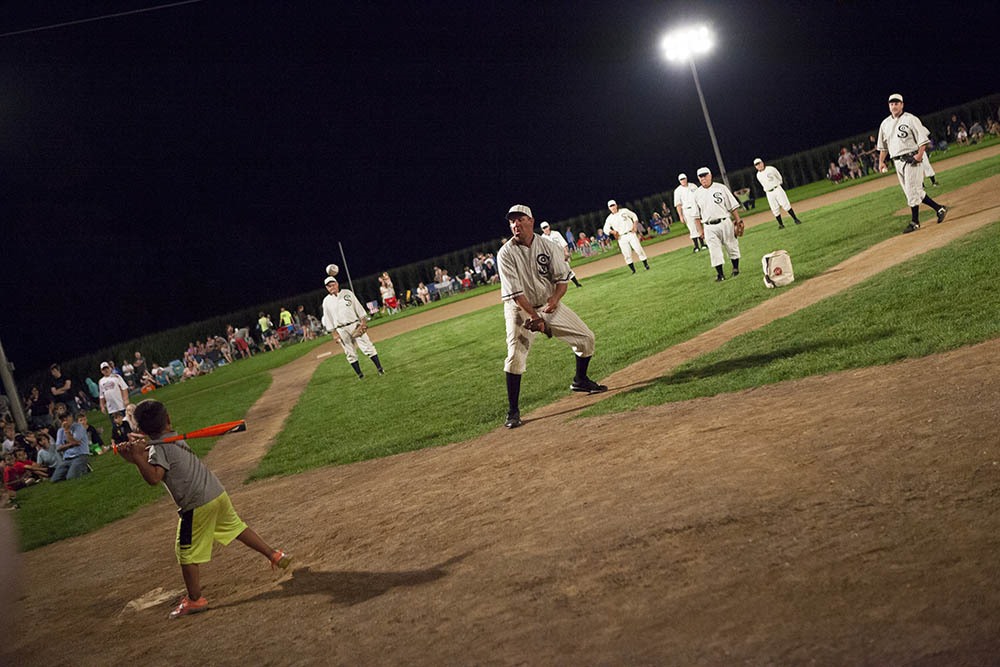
[339,320,359,327]
[704,218,727,225]
[891,153,915,160]
[766,186,779,192]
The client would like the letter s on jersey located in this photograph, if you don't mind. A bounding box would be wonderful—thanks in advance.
[713,192,725,206]
[897,124,910,139]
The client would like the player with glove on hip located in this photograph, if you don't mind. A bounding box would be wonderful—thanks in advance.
[498,205,607,429]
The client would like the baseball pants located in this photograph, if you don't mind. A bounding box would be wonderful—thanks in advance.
[617,232,647,263]
[923,153,936,178]
[503,302,595,375]
[765,187,792,217]
[894,158,927,207]
[335,325,377,363]
[704,219,741,267]
[683,207,700,238]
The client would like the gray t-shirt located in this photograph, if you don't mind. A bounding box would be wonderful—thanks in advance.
[147,434,224,511]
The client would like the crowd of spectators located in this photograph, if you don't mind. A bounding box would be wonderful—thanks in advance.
[0,302,332,506]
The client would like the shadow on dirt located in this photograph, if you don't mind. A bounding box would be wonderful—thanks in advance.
[217,552,470,609]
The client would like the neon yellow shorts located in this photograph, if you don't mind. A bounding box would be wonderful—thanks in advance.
[175,492,248,565]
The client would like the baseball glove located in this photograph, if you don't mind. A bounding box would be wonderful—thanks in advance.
[524,317,553,338]
[899,153,918,165]
[733,219,745,237]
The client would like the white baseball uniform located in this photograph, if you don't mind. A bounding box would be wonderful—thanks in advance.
[673,182,700,239]
[541,229,569,255]
[603,207,647,264]
[755,165,793,217]
[923,151,936,179]
[321,288,378,363]
[877,110,931,207]
[693,182,742,267]
[497,236,595,375]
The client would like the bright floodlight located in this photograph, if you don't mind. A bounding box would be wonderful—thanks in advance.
[660,24,713,62]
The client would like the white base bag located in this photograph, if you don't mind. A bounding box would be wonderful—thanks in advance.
[762,250,795,288]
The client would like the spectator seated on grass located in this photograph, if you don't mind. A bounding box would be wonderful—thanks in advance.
[968,120,985,143]
[35,431,61,476]
[77,413,105,455]
[416,282,431,304]
[1,422,15,455]
[956,123,969,145]
[827,162,844,183]
[595,228,612,251]
[24,386,53,432]
[150,363,172,386]
[109,411,131,452]
[183,358,204,380]
[4,449,48,491]
[577,232,595,257]
[51,413,90,482]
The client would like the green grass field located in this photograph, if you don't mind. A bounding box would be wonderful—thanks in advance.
[12,150,999,550]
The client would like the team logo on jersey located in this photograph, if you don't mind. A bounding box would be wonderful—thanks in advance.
[896,124,910,139]
[713,192,725,206]
[536,253,551,276]
[344,294,352,306]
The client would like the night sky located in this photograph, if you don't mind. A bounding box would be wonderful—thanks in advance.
[1,1,995,374]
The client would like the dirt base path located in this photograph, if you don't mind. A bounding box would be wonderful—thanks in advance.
[7,150,1000,666]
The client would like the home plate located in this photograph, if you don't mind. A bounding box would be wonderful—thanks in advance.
[316,352,332,359]
[121,587,184,614]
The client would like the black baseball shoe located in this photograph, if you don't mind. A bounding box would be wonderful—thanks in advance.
[903,222,920,234]
[793,219,802,225]
[377,368,385,376]
[716,275,725,282]
[357,373,365,380]
[732,269,740,277]
[504,411,523,428]
[936,207,948,224]
[778,223,785,229]
[570,378,608,394]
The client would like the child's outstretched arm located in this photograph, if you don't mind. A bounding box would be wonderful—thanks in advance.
[117,434,165,486]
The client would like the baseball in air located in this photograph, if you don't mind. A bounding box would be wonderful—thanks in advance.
[326,263,339,277]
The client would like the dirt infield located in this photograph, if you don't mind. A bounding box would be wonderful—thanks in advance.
[7,151,1000,666]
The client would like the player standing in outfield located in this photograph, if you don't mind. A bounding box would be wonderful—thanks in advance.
[753,158,803,229]
[673,173,708,253]
[877,93,947,234]
[539,221,583,288]
[603,200,650,273]
[321,276,385,379]
[116,399,291,619]
[498,205,607,429]
[692,167,744,282]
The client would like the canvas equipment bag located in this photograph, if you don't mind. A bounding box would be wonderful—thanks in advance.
[762,250,795,288]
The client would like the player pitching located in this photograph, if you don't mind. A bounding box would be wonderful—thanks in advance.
[603,200,649,273]
[692,167,744,282]
[877,93,947,234]
[753,158,803,229]
[674,173,708,253]
[321,276,385,378]
[498,205,607,429]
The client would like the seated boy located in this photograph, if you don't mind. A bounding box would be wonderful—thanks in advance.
[116,399,292,619]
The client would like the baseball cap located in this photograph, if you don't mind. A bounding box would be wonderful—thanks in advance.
[678,173,687,181]
[540,221,550,228]
[696,167,711,176]
[753,158,763,165]
[506,204,532,220]
[888,93,903,103]
[324,276,338,285]
[100,362,111,370]
[607,199,617,208]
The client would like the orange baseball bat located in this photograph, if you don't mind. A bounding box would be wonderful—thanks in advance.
[113,420,247,454]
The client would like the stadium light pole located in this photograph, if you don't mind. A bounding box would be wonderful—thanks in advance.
[660,24,731,190]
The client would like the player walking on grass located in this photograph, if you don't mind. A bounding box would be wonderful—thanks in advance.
[877,93,947,234]
[499,205,607,429]
[117,399,291,619]
[321,276,385,379]
[674,174,708,253]
[753,158,803,229]
[603,200,650,273]
[693,167,744,282]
